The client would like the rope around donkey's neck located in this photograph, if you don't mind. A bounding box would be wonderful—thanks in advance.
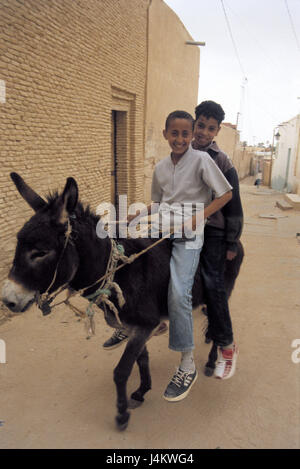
[80,231,173,295]
[51,228,174,337]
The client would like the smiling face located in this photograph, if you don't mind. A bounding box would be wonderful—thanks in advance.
[163,118,194,159]
[193,115,220,149]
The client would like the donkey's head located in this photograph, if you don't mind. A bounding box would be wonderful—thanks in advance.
[2,173,80,313]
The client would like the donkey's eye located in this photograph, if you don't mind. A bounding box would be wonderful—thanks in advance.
[30,250,49,261]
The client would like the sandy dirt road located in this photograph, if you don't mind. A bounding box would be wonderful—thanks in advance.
[0,177,300,449]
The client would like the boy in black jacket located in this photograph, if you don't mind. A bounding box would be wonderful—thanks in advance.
[192,100,243,379]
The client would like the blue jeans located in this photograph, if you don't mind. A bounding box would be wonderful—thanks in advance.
[168,238,202,352]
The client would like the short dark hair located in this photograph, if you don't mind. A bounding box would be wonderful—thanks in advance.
[165,110,194,131]
[195,100,225,125]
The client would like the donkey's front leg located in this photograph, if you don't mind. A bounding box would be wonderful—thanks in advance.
[129,345,151,408]
[113,327,152,431]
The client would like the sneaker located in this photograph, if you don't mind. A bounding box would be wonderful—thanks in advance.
[102,328,129,350]
[163,368,198,402]
[214,344,238,380]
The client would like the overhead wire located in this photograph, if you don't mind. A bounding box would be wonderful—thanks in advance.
[220,0,247,79]
[219,0,296,143]
[220,0,248,139]
[222,0,296,117]
[284,0,300,56]
[224,1,287,77]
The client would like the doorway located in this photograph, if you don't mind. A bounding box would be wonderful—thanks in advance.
[284,148,291,190]
[111,110,127,220]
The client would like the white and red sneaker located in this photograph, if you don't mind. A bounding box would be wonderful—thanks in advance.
[214,344,239,380]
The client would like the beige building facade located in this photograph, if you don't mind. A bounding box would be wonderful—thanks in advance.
[0,0,150,282]
[271,115,300,194]
[144,0,200,202]
[216,123,253,180]
[0,0,201,283]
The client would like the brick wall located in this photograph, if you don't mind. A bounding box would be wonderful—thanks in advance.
[0,0,149,282]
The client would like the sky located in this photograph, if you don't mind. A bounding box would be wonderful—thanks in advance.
[164,0,300,146]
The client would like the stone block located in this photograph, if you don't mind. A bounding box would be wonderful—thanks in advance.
[276,200,293,211]
[284,194,300,211]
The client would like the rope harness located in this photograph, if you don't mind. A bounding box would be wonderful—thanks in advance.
[37,219,174,338]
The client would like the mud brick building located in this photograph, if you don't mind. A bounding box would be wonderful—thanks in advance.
[0,0,150,282]
[0,0,200,283]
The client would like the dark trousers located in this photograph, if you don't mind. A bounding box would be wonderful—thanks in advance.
[200,226,234,347]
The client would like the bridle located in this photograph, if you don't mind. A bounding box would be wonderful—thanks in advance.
[36,215,175,333]
[35,216,128,325]
[35,217,129,334]
[36,218,74,315]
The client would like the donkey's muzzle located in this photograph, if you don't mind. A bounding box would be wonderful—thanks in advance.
[1,279,36,313]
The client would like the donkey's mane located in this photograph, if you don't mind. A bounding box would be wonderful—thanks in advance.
[43,191,157,254]
[46,191,100,225]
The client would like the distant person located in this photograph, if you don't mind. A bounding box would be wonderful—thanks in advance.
[192,100,244,379]
[254,171,263,188]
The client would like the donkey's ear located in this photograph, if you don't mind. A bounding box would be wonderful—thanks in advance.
[10,172,47,212]
[62,177,78,213]
[56,177,78,224]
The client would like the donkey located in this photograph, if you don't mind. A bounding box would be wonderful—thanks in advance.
[2,173,244,430]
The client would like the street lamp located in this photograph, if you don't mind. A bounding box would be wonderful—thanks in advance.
[269,128,281,187]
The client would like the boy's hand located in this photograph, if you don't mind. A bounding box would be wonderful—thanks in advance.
[127,214,137,223]
[183,215,204,237]
[127,210,141,224]
[183,219,195,235]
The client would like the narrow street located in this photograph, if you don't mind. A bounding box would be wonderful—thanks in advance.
[0,177,299,449]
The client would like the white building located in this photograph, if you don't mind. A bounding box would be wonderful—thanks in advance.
[271,115,300,193]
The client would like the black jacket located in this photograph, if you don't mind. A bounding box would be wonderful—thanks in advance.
[196,141,244,253]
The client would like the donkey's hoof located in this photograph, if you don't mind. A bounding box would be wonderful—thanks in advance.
[128,396,144,409]
[115,411,130,431]
[204,366,215,377]
[128,390,145,409]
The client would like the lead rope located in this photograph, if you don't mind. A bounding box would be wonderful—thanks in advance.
[77,232,177,338]
[46,223,175,338]
[47,238,128,338]
[82,240,125,337]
